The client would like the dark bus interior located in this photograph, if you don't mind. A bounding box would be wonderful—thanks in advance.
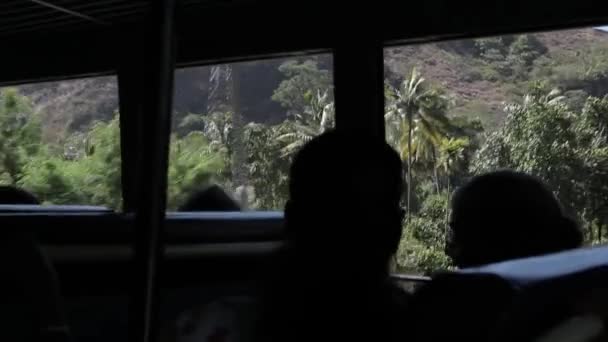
[3,1,608,341]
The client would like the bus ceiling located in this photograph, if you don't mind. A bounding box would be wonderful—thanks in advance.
[0,0,607,85]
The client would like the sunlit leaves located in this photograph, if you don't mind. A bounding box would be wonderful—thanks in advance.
[472,85,608,242]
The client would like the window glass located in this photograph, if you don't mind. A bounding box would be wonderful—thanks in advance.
[0,76,120,208]
[385,27,608,274]
[169,54,334,211]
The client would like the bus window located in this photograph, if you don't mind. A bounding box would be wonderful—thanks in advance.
[0,76,120,209]
[168,54,333,211]
[385,26,608,275]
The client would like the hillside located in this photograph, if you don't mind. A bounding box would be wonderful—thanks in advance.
[17,77,118,143]
[385,27,608,129]
[12,27,608,142]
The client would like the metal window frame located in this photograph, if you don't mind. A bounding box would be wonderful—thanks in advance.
[126,1,176,342]
[333,39,386,140]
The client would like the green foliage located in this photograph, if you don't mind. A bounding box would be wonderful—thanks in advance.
[475,37,513,77]
[239,59,335,209]
[472,85,608,243]
[507,35,548,78]
[397,191,452,274]
[76,116,123,208]
[277,90,334,157]
[473,85,579,207]
[0,92,226,211]
[386,69,452,215]
[243,91,334,209]
[573,97,608,241]
[533,46,608,96]
[0,88,42,184]
[385,70,476,273]
[18,153,86,204]
[271,60,333,115]
[167,132,226,210]
[0,88,120,206]
[177,113,206,135]
[451,100,501,131]
[18,116,123,208]
[385,69,454,162]
[474,34,547,81]
[438,137,471,179]
[475,37,511,60]
[509,35,547,65]
[470,131,511,173]
[244,123,291,209]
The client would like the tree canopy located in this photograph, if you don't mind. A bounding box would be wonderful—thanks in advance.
[3,31,608,274]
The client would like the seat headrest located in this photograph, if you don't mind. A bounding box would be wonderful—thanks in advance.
[459,246,608,287]
[0,231,69,341]
[409,246,608,342]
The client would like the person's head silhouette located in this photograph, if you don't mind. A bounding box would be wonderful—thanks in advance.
[284,129,405,279]
[179,185,241,211]
[0,186,40,204]
[446,170,582,268]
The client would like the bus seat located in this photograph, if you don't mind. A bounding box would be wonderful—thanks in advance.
[0,230,69,342]
[174,296,258,342]
[477,247,608,342]
[409,246,608,342]
[407,272,513,342]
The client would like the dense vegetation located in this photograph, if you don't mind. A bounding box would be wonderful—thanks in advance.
[2,28,608,274]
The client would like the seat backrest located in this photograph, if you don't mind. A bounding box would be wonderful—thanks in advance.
[174,296,259,342]
[0,230,69,342]
[407,272,514,342]
[409,246,608,342]
[490,276,608,342]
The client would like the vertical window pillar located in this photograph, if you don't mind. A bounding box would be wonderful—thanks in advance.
[333,40,385,141]
[130,1,176,342]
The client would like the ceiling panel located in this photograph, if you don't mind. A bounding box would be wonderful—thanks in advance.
[0,0,224,37]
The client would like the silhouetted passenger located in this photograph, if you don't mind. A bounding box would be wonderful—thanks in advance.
[446,170,583,268]
[256,130,408,342]
[0,185,40,204]
[178,185,241,211]
[172,185,242,342]
[0,186,70,341]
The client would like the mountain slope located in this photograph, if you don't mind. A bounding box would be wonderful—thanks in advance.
[10,27,608,142]
[385,27,608,129]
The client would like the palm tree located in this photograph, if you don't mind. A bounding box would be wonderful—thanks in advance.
[396,114,445,193]
[523,86,565,108]
[437,137,469,233]
[228,63,252,208]
[278,89,334,157]
[385,68,452,218]
[202,112,232,150]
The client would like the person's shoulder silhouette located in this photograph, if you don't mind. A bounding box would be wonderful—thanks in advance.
[0,185,40,204]
[179,185,241,211]
[258,129,408,342]
[446,170,582,268]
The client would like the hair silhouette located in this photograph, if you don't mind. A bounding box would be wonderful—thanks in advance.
[0,186,40,204]
[257,130,408,342]
[179,184,241,211]
[446,170,582,268]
